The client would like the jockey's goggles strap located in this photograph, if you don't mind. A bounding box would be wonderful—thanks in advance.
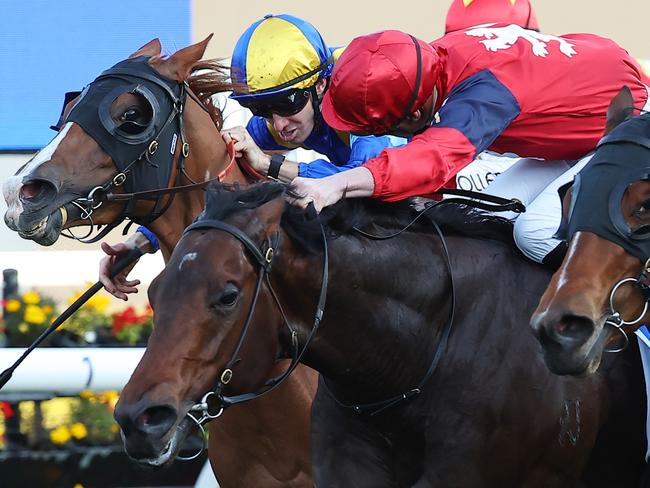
[245,55,334,97]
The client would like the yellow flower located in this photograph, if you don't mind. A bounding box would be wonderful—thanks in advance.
[70,422,88,440]
[68,284,93,305]
[79,390,94,400]
[42,305,53,315]
[18,322,29,334]
[24,305,46,325]
[111,424,119,433]
[73,484,84,488]
[69,287,111,312]
[87,293,111,313]
[22,291,41,305]
[104,390,119,409]
[5,299,21,312]
[50,425,71,445]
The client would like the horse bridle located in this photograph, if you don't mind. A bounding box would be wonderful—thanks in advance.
[176,207,328,460]
[602,258,650,352]
[55,57,257,243]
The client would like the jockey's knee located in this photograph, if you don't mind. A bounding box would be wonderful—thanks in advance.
[513,215,562,264]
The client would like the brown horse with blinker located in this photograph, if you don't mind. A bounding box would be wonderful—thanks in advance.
[532,86,650,377]
[2,37,316,486]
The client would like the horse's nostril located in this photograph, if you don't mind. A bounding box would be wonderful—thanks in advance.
[134,405,178,438]
[552,315,594,345]
[20,181,45,200]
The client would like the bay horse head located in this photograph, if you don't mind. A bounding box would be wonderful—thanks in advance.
[531,86,650,375]
[114,183,307,465]
[3,36,243,250]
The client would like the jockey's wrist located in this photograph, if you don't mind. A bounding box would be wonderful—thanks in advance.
[135,226,160,253]
[255,154,272,174]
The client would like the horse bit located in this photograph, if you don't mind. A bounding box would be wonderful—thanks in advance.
[604,257,650,352]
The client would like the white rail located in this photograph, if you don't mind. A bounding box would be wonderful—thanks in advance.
[0,348,145,394]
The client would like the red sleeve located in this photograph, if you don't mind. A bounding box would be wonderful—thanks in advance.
[363,127,476,201]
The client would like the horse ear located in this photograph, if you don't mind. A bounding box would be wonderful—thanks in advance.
[604,85,635,135]
[129,38,162,59]
[254,197,285,238]
[155,34,214,81]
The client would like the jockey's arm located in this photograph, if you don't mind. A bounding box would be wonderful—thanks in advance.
[98,226,158,300]
[239,115,405,182]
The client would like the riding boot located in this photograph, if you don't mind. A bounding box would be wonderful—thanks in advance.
[541,242,568,270]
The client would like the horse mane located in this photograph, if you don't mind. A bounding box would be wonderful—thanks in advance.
[199,182,514,252]
[187,59,241,130]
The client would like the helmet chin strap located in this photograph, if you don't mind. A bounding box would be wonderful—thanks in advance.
[311,84,323,129]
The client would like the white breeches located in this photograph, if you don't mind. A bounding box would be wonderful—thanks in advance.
[482,154,593,263]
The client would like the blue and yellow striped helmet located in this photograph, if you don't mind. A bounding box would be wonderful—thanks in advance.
[230,14,334,102]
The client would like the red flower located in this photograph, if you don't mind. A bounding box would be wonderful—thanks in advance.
[1,401,14,419]
[112,307,149,335]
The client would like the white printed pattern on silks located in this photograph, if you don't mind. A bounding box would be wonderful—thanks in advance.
[465,24,577,58]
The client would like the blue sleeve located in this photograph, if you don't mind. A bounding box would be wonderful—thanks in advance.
[348,134,406,163]
[298,135,406,178]
[136,226,160,253]
[298,158,362,178]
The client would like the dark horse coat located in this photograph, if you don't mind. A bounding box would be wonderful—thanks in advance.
[116,183,646,487]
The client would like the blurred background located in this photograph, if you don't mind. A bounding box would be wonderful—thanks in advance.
[0,1,648,486]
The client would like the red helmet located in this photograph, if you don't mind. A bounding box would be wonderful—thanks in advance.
[445,0,539,33]
[321,31,440,134]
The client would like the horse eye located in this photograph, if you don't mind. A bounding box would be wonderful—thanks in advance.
[634,200,650,218]
[212,284,240,311]
[120,108,140,121]
[116,102,153,135]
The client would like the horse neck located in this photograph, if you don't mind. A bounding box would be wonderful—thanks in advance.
[146,99,252,259]
[272,230,453,398]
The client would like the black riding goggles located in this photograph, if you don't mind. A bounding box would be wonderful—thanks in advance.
[239,88,311,119]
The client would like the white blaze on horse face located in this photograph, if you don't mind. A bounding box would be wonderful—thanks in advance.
[178,252,198,271]
[3,122,73,225]
[466,24,577,58]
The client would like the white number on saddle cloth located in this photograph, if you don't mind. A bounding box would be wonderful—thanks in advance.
[466,24,577,58]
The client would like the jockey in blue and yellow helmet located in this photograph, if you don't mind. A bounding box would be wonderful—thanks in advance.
[230,14,335,123]
[222,14,404,182]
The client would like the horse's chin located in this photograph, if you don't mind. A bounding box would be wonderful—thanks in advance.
[125,416,197,468]
[17,209,63,246]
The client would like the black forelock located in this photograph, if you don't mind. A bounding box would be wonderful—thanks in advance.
[199,182,286,222]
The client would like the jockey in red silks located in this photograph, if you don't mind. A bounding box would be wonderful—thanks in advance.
[290,27,650,266]
[442,0,542,197]
[445,0,539,33]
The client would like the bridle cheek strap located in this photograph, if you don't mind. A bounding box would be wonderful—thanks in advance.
[184,206,328,422]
